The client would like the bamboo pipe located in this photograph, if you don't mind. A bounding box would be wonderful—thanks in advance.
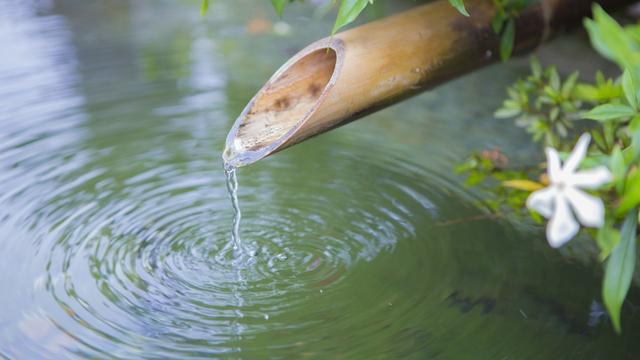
[223,0,629,167]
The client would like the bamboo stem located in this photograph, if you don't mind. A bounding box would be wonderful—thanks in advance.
[223,0,630,167]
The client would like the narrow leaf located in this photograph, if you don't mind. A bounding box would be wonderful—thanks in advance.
[610,145,625,194]
[448,0,469,17]
[491,13,505,33]
[530,57,542,78]
[587,5,635,70]
[596,222,620,261]
[200,0,209,16]
[561,71,579,98]
[603,210,637,333]
[549,67,560,91]
[494,107,520,118]
[631,126,640,163]
[502,179,544,191]
[622,69,639,111]
[271,0,287,16]
[591,129,607,151]
[583,104,635,121]
[500,19,515,62]
[332,0,371,34]
[617,170,640,216]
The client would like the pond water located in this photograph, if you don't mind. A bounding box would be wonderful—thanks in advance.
[2,0,640,358]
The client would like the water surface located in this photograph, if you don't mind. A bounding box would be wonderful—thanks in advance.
[1,0,640,358]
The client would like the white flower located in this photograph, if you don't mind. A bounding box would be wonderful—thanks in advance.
[526,133,612,248]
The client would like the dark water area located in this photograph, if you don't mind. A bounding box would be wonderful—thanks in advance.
[1,0,640,358]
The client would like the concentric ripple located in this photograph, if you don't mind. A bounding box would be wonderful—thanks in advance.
[3,1,640,359]
[12,136,458,358]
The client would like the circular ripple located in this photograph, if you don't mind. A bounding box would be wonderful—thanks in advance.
[10,129,462,359]
[6,2,639,358]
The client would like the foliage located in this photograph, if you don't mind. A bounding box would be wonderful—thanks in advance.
[199,0,535,55]
[332,0,374,34]
[457,5,640,333]
[200,0,209,16]
[449,0,470,17]
[271,0,291,16]
[494,58,581,147]
[603,210,637,333]
[491,0,538,61]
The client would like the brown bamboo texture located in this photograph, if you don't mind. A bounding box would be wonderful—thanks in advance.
[223,0,630,167]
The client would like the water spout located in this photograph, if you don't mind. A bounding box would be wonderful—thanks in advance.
[224,0,630,167]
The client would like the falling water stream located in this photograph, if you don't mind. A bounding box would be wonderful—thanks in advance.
[2,1,640,359]
[224,165,243,252]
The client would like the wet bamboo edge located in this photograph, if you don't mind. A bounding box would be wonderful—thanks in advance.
[224,0,632,167]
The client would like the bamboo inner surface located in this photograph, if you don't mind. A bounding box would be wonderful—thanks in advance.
[224,0,630,167]
[230,48,337,155]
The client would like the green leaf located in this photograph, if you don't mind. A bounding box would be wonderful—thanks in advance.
[491,12,505,33]
[617,169,640,216]
[622,69,639,111]
[271,0,287,16]
[574,84,601,101]
[591,129,607,150]
[583,104,636,121]
[332,0,372,34]
[200,0,209,16]
[494,107,520,118]
[585,5,636,70]
[530,57,542,79]
[631,115,640,132]
[575,80,623,102]
[448,0,469,17]
[597,222,620,261]
[603,210,637,333]
[500,19,515,62]
[465,171,486,186]
[604,120,615,146]
[610,145,626,194]
[631,126,640,163]
[549,67,560,91]
[454,158,477,174]
[561,71,579,98]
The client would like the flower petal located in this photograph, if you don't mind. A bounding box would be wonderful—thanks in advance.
[570,166,612,189]
[563,133,591,175]
[526,186,556,218]
[565,187,605,228]
[545,147,562,183]
[546,194,579,248]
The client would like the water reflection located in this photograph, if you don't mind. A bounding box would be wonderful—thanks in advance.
[1,0,640,358]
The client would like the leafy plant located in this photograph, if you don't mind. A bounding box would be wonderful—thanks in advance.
[458,5,640,333]
[491,0,539,61]
[494,58,581,147]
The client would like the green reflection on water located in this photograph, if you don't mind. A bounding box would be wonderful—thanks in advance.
[0,0,639,359]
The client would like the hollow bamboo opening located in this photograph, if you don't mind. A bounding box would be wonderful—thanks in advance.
[224,0,633,167]
[224,48,337,164]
